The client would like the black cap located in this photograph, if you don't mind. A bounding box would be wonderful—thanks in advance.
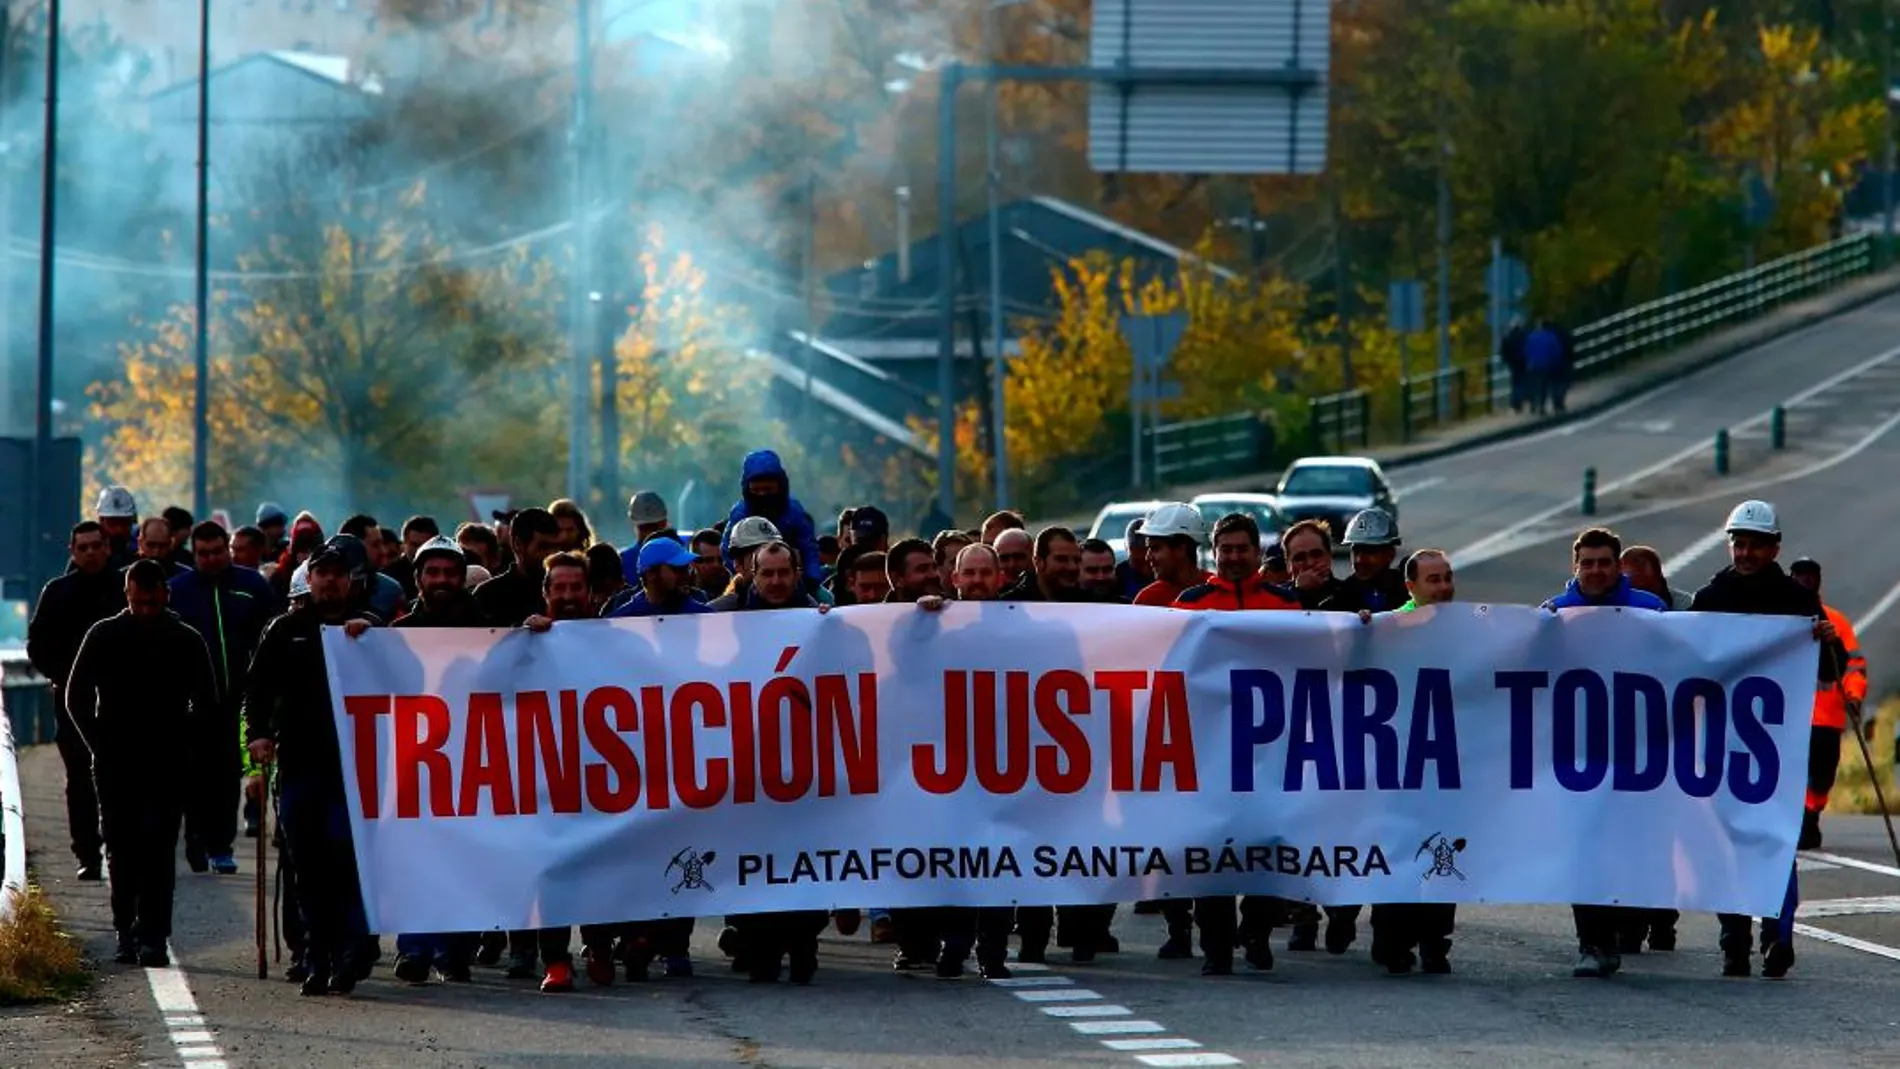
[492,508,520,523]
[1790,557,1821,577]
[850,505,890,546]
[310,533,371,580]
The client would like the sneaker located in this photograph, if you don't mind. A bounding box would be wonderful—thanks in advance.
[299,971,331,997]
[540,962,575,992]
[1572,951,1611,978]
[1156,932,1193,960]
[978,960,1011,980]
[789,951,819,985]
[475,934,505,967]
[1798,810,1822,851]
[892,950,934,971]
[663,956,694,979]
[437,963,473,983]
[1324,917,1356,954]
[114,934,139,964]
[328,970,357,996]
[209,855,239,876]
[1243,939,1274,972]
[392,955,432,985]
[1762,941,1795,979]
[583,945,616,987]
[869,916,896,944]
[77,860,103,882]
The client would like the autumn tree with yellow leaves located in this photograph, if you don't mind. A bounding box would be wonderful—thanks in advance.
[89,173,563,518]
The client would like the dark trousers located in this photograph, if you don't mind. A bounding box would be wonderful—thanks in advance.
[1188,896,1280,957]
[1572,903,1624,954]
[275,820,306,963]
[1808,725,1843,811]
[278,779,367,979]
[730,911,829,976]
[889,907,943,961]
[395,932,476,969]
[1290,903,1360,938]
[184,704,241,859]
[54,705,101,866]
[1371,903,1454,962]
[910,906,1011,965]
[1719,866,1800,954]
[1015,904,1115,949]
[98,790,183,946]
[618,917,694,963]
[1621,908,1678,945]
[532,924,625,967]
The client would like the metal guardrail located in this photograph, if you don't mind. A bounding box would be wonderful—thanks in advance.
[1399,366,1468,443]
[1146,412,1267,485]
[0,663,31,922]
[1307,389,1370,454]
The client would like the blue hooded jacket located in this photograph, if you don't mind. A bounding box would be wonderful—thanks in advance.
[1542,574,1668,612]
[168,563,281,702]
[720,449,824,582]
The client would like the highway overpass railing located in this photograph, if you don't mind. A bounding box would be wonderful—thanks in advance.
[1306,231,1875,447]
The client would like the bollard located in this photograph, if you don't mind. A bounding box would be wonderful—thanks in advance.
[1771,405,1786,450]
[1581,467,1597,516]
[1715,429,1730,475]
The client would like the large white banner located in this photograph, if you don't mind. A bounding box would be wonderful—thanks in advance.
[321,603,1819,934]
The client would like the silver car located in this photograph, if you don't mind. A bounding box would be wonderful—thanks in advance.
[1087,499,1166,560]
[1273,456,1397,545]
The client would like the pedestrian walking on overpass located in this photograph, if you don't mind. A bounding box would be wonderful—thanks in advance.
[63,559,220,967]
[1688,500,1846,980]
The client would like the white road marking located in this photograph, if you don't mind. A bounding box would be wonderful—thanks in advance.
[1661,529,1728,581]
[1015,988,1103,1002]
[1855,575,1900,634]
[1804,850,1900,879]
[1071,1020,1170,1035]
[1041,1003,1134,1018]
[1793,922,1900,962]
[1392,476,1445,500]
[1007,960,1052,971]
[1105,1039,1205,1052]
[990,975,1075,987]
[1450,343,1900,568]
[144,944,230,1069]
[1461,406,1900,568]
[1796,895,1900,918]
[1134,1055,1243,1068]
[1796,856,1842,872]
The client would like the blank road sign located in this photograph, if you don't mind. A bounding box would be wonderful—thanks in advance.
[1121,312,1190,370]
[1088,0,1332,175]
[1387,280,1425,335]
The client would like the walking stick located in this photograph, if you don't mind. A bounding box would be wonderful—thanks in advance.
[255,765,270,980]
[1824,647,1900,868]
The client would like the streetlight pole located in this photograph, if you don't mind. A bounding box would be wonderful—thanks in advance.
[984,0,1008,511]
[192,0,211,518]
[1434,52,1452,422]
[27,0,57,596]
[1883,4,1895,261]
[565,0,595,504]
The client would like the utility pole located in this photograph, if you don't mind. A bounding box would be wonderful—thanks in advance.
[0,2,13,440]
[934,63,963,523]
[801,168,817,421]
[984,0,1007,511]
[1434,52,1453,422]
[192,0,211,518]
[1884,4,1895,263]
[28,0,57,597]
[564,0,594,503]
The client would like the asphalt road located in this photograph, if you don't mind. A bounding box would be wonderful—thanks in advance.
[18,296,1900,1068]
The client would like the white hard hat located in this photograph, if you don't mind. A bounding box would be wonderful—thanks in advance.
[729,515,782,551]
[1141,502,1207,545]
[1341,507,1401,547]
[413,535,466,569]
[288,561,312,599]
[95,484,137,519]
[1724,499,1780,537]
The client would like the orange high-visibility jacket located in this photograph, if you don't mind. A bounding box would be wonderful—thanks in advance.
[1813,604,1868,730]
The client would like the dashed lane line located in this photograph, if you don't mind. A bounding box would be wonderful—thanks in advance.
[146,946,229,1068]
[1660,529,1728,583]
[1793,923,1900,963]
[1796,895,1900,919]
[995,961,1246,1067]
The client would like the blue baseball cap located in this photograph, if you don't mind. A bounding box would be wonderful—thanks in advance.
[636,536,696,574]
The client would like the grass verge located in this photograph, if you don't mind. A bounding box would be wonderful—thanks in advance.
[1828,697,1898,815]
[0,885,90,1004]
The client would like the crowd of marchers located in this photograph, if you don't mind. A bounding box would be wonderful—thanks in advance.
[24,446,1868,995]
